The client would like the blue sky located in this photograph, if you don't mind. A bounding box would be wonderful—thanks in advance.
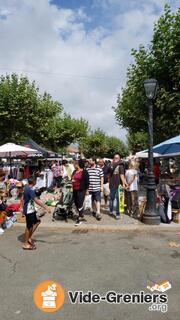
[0,0,179,141]
[51,0,179,29]
[51,0,109,29]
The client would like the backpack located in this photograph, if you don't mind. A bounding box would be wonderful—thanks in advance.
[109,162,125,176]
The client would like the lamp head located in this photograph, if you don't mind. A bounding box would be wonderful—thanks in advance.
[144,79,158,100]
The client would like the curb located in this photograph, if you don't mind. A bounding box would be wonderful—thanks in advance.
[13,222,180,233]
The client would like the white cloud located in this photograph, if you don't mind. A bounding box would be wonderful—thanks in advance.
[0,0,178,143]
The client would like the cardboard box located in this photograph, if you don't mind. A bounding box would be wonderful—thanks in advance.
[139,200,146,219]
[16,212,25,223]
[172,209,180,223]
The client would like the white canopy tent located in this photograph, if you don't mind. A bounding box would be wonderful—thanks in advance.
[0,143,38,177]
[0,143,37,158]
[135,151,161,159]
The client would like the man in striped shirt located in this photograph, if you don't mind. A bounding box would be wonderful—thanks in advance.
[87,157,104,220]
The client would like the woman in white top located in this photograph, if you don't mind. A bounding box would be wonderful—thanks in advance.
[125,161,140,218]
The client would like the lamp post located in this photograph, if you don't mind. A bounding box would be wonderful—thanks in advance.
[143,79,160,225]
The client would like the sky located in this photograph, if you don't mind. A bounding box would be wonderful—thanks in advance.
[0,0,179,142]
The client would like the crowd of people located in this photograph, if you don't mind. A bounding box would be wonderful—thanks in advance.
[0,154,161,250]
[71,155,141,224]
[43,154,141,225]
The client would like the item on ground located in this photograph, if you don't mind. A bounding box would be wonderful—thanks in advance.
[4,213,17,229]
[138,196,147,220]
[169,241,180,248]
[45,199,58,207]
[84,194,92,210]
[172,209,180,223]
[6,203,21,213]
[45,199,54,206]
[16,212,26,223]
[51,201,58,207]
[0,227,4,234]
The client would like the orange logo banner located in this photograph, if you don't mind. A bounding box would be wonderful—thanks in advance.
[33,280,65,313]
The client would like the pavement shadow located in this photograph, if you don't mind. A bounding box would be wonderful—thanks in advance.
[17,233,47,244]
[17,233,24,243]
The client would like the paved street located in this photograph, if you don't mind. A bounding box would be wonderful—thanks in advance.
[0,227,180,320]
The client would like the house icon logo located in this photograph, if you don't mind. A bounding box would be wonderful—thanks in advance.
[41,283,57,309]
[33,280,65,313]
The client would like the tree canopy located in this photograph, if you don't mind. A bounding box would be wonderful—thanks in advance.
[0,73,89,150]
[79,129,128,158]
[115,5,180,153]
[0,73,128,155]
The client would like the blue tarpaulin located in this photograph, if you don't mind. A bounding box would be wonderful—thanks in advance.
[153,135,180,157]
[136,135,180,158]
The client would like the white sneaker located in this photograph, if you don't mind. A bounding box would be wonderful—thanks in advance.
[75,220,82,226]
[0,228,4,234]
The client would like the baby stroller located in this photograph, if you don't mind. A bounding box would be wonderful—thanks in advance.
[53,179,76,222]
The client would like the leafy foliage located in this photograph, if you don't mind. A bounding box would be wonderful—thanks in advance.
[43,115,89,150]
[127,132,148,154]
[0,73,89,150]
[79,129,128,158]
[115,5,180,152]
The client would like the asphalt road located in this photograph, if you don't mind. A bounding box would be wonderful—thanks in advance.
[0,227,180,320]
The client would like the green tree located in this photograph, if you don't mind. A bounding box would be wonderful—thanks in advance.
[0,73,89,150]
[43,115,89,150]
[0,73,62,143]
[79,129,108,158]
[115,5,180,152]
[105,136,128,158]
[127,132,148,154]
[79,129,128,158]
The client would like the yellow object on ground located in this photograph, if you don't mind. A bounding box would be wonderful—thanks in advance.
[118,185,125,215]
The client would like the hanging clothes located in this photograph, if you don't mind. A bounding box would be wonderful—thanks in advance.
[23,166,30,179]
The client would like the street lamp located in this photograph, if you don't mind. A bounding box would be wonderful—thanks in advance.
[143,79,160,225]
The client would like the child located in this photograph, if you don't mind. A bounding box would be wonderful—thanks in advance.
[22,177,51,250]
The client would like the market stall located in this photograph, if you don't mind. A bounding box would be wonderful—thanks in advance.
[23,138,61,159]
[0,143,38,233]
[135,135,180,223]
[0,143,38,177]
[0,142,37,159]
